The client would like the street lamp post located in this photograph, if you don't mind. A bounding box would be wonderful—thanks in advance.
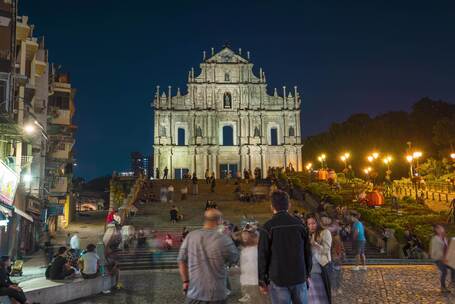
[383,156,392,180]
[317,154,326,169]
[406,155,414,178]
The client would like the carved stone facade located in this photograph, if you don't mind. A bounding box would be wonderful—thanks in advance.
[152,46,303,179]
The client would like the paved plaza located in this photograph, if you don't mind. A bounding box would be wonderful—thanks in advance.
[69,265,455,304]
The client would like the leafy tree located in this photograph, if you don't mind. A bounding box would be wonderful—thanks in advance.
[433,117,455,152]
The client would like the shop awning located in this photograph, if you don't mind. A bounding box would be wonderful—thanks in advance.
[0,202,13,217]
[14,207,33,222]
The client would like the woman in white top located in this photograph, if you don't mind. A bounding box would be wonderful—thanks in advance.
[430,224,455,293]
[306,213,332,304]
[238,229,270,304]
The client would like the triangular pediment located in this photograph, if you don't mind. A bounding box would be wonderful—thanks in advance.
[205,47,249,64]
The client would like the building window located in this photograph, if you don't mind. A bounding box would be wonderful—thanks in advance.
[289,126,295,137]
[0,80,6,107]
[225,73,230,82]
[49,92,69,110]
[223,92,232,109]
[177,128,185,146]
[222,125,234,146]
[57,142,66,151]
[270,128,278,146]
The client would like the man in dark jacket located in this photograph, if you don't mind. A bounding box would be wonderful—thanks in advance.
[0,256,28,304]
[258,190,312,303]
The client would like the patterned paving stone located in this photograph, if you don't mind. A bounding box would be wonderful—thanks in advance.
[70,265,455,303]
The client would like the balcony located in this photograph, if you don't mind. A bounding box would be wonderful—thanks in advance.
[49,176,68,194]
[48,108,71,125]
[25,38,39,60]
[16,17,30,42]
[34,59,47,77]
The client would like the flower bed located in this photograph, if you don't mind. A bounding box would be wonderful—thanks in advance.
[304,182,452,250]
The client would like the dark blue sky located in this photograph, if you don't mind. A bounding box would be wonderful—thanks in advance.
[21,0,455,179]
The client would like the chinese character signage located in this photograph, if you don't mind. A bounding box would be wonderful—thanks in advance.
[0,161,19,205]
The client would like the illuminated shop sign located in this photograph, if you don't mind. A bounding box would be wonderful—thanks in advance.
[0,161,19,205]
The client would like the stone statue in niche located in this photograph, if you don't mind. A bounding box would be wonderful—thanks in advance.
[196,126,203,137]
[160,126,166,136]
[254,126,260,137]
[289,126,295,137]
[223,92,232,108]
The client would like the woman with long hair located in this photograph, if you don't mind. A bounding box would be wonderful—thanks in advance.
[306,213,332,304]
[430,224,455,293]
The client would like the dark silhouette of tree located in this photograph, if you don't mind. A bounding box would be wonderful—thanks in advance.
[302,98,455,178]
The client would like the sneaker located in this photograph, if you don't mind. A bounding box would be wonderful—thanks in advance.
[361,266,368,271]
[102,290,111,294]
[441,287,451,293]
[352,266,360,271]
[238,294,250,303]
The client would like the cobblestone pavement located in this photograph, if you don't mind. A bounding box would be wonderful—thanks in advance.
[70,266,455,304]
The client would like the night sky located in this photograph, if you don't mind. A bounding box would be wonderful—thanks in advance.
[20,0,455,179]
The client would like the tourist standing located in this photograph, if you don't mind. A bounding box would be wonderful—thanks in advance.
[165,233,173,250]
[211,176,216,193]
[70,232,81,257]
[258,191,312,304]
[155,167,160,179]
[170,206,179,224]
[352,213,367,271]
[430,224,455,293]
[106,207,116,224]
[178,209,239,303]
[330,233,345,295]
[306,213,332,304]
[167,184,174,203]
[239,228,270,304]
[192,173,198,195]
[181,185,188,201]
[205,169,210,184]
[163,166,169,179]
[160,185,168,203]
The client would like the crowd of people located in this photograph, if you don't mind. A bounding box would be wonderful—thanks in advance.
[177,190,358,304]
[44,238,120,291]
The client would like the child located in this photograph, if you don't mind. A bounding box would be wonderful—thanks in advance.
[331,233,345,295]
[238,229,270,304]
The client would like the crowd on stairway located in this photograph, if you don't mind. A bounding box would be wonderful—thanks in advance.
[175,190,369,304]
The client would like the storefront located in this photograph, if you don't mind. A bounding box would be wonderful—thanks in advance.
[0,161,19,256]
[0,204,13,256]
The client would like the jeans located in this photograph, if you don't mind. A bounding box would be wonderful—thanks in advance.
[269,281,308,304]
[0,287,27,304]
[436,261,455,288]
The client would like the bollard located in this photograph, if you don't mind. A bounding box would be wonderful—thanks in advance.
[446,193,449,202]
[426,191,429,199]
[438,193,441,202]
[432,192,435,200]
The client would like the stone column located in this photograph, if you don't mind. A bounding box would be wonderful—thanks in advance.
[169,148,173,179]
[261,147,267,178]
[296,110,301,144]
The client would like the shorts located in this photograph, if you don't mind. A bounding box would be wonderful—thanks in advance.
[355,240,366,256]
